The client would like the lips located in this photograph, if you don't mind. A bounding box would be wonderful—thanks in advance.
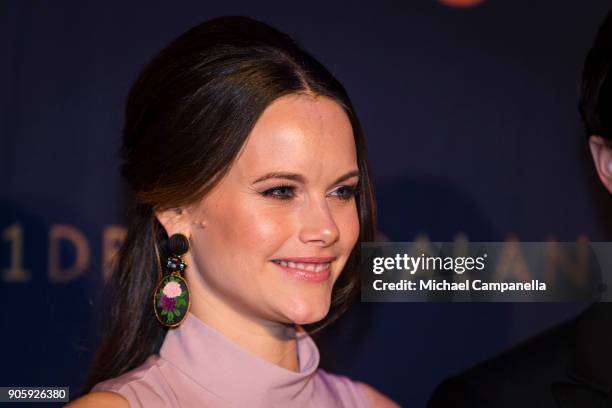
[271,257,335,282]
[273,259,331,272]
[274,257,336,263]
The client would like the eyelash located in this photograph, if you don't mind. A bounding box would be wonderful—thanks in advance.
[260,183,360,201]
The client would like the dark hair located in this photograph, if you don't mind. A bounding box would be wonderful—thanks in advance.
[82,15,377,394]
[579,10,612,140]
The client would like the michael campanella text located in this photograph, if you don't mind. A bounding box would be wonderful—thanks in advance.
[373,279,547,292]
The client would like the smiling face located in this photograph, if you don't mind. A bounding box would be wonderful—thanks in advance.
[184,93,360,327]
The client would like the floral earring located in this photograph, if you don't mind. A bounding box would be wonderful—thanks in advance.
[153,233,191,327]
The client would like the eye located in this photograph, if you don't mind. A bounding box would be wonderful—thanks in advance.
[331,184,360,201]
[259,183,361,201]
[260,185,296,200]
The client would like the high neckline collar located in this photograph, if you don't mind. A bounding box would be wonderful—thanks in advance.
[159,311,319,405]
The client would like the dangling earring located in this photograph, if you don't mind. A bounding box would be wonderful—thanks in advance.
[153,233,191,328]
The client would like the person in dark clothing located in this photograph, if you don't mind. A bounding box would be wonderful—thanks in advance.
[427,10,612,408]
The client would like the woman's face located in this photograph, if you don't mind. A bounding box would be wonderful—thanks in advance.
[186,93,360,326]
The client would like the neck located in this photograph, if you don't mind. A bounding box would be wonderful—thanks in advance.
[186,272,300,373]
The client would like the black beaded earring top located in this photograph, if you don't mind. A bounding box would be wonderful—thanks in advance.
[166,233,189,273]
[168,233,189,256]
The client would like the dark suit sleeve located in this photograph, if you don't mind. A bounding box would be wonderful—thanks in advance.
[427,376,489,408]
[426,316,577,408]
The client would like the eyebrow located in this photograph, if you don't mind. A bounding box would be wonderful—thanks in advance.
[252,169,360,186]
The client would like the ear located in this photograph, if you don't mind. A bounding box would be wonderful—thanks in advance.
[154,206,192,238]
[589,135,612,194]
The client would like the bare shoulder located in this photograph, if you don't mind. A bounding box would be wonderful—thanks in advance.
[64,391,129,408]
[355,381,401,408]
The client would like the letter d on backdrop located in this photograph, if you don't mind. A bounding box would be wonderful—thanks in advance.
[48,224,90,282]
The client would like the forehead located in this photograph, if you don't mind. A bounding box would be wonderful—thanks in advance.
[234,93,357,177]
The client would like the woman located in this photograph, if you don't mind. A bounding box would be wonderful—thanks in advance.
[68,15,399,408]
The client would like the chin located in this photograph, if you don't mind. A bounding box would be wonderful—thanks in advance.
[282,297,331,325]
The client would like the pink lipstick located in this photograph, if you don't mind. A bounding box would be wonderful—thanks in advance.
[271,257,335,283]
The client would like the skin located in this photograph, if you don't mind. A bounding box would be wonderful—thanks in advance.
[68,92,399,407]
[589,134,612,194]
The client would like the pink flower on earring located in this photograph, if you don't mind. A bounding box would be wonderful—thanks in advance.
[163,281,182,298]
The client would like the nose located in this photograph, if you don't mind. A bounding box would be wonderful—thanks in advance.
[298,196,340,247]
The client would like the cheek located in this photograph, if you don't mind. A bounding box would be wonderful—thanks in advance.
[338,204,360,248]
[190,199,292,294]
[215,200,291,256]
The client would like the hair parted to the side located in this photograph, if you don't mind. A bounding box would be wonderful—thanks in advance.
[82,15,377,395]
[579,10,612,141]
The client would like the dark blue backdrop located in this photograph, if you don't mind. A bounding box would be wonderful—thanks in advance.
[2,1,612,407]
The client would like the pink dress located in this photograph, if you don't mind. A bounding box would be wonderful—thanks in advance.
[91,312,372,407]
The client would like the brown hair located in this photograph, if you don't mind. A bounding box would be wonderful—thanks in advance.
[82,15,377,394]
[579,11,612,140]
